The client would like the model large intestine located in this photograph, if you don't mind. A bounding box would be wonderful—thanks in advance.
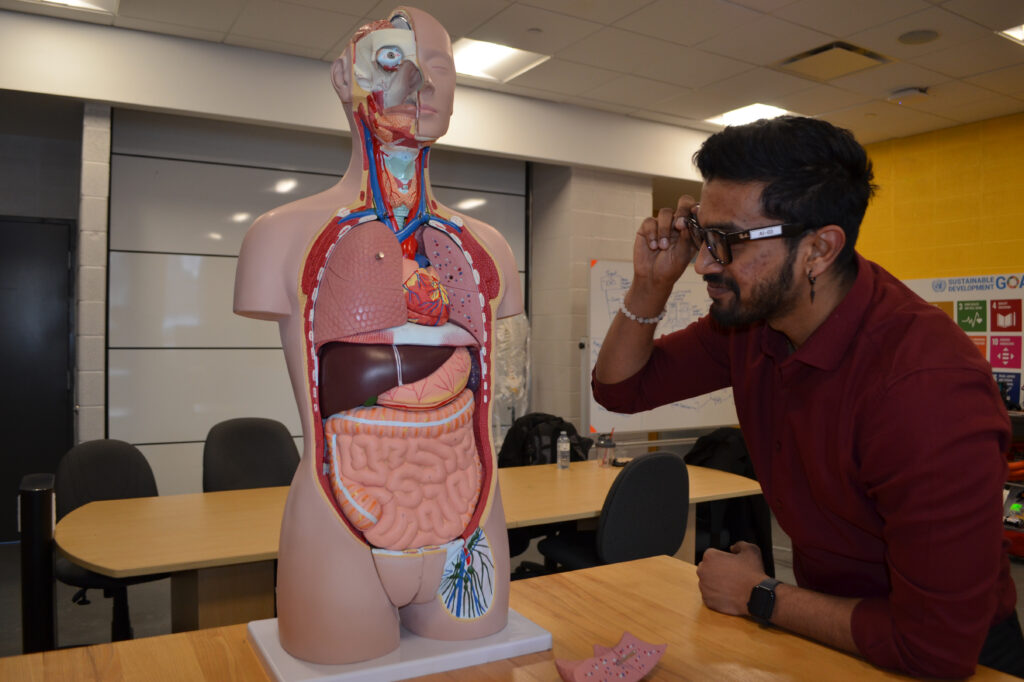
[233,6,522,665]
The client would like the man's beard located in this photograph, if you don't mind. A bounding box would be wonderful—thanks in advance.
[706,247,799,327]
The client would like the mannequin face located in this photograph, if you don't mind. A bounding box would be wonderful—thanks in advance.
[349,7,455,145]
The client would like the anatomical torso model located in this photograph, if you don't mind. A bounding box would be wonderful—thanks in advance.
[233,6,522,664]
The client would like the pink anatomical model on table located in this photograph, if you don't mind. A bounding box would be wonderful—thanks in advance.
[233,6,522,665]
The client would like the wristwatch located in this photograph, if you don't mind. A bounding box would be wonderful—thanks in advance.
[747,578,781,626]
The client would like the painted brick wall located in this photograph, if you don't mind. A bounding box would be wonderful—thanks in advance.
[860,111,1024,279]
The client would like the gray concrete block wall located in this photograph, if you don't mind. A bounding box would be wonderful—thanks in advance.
[76,102,110,443]
[529,164,651,429]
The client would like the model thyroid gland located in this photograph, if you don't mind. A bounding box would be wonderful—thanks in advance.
[233,7,520,665]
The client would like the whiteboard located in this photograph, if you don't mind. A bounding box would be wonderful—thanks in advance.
[587,260,737,434]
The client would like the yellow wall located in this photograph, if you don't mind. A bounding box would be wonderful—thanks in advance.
[859,111,1024,279]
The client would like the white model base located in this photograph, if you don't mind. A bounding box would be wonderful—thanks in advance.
[247,610,552,682]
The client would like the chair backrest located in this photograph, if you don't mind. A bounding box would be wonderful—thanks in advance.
[203,417,300,492]
[55,439,159,520]
[596,451,689,564]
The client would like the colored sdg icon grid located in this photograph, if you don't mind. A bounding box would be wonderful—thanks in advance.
[957,300,986,332]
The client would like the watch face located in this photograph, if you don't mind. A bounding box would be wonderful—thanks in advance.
[748,580,777,622]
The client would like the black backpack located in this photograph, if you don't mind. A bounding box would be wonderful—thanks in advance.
[498,413,593,468]
[684,427,775,576]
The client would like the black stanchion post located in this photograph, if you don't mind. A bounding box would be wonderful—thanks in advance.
[19,473,56,653]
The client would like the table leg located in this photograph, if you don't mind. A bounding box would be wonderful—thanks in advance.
[674,504,697,564]
[171,560,276,632]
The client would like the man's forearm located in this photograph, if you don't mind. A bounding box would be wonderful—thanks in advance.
[593,284,668,384]
[771,583,860,654]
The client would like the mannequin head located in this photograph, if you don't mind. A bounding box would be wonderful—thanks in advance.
[332,7,455,146]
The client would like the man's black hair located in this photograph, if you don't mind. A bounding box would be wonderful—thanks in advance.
[693,116,877,273]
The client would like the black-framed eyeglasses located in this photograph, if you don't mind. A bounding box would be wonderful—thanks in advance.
[685,206,809,265]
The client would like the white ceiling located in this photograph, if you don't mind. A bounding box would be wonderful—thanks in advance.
[4,0,1024,144]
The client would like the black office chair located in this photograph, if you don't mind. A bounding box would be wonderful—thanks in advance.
[54,439,169,641]
[684,427,774,576]
[497,413,592,579]
[202,418,299,492]
[537,451,690,571]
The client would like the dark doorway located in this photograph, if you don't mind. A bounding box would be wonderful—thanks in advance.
[0,218,74,541]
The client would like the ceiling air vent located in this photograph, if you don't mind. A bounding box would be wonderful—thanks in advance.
[779,42,888,81]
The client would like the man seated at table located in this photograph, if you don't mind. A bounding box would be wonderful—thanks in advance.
[592,115,1024,678]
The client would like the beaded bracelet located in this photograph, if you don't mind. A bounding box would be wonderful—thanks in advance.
[620,304,666,324]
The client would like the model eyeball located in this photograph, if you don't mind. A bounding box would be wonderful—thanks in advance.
[376,46,403,71]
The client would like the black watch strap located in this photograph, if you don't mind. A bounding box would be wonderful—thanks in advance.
[747,578,781,626]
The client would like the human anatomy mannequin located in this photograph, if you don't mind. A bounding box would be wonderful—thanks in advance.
[234,6,522,665]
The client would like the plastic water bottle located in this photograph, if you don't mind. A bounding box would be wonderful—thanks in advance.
[556,431,571,469]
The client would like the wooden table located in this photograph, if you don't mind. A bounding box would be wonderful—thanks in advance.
[2,556,1013,681]
[54,460,760,631]
[501,459,762,563]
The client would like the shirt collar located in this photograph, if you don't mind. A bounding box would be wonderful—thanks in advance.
[761,252,874,370]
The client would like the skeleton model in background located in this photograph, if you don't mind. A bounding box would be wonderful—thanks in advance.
[234,6,522,664]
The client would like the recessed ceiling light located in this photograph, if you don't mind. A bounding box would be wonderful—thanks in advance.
[452,38,549,83]
[231,212,251,223]
[207,232,223,241]
[274,178,298,194]
[455,198,486,211]
[998,24,1024,46]
[21,0,118,13]
[706,103,790,127]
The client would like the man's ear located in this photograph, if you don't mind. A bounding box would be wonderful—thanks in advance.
[806,224,846,279]
[331,51,352,104]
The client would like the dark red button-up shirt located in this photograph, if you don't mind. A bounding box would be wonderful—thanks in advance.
[593,253,1016,677]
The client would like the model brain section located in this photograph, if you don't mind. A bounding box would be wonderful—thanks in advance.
[308,219,494,555]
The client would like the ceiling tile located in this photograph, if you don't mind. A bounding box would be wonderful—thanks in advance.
[966,63,1024,95]
[636,45,752,88]
[230,0,362,50]
[223,33,328,59]
[697,15,833,66]
[506,58,619,95]
[556,27,667,73]
[764,84,874,116]
[114,16,229,42]
[728,0,798,11]
[364,0,509,40]
[613,0,761,47]
[845,6,990,61]
[118,0,245,31]
[517,0,655,25]
[941,0,1024,31]
[820,100,956,143]
[910,33,1024,79]
[701,67,816,102]
[469,4,603,54]
[580,74,684,107]
[288,0,378,14]
[901,81,1024,123]
[0,0,114,25]
[773,0,928,38]
[829,60,948,97]
[650,89,757,121]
